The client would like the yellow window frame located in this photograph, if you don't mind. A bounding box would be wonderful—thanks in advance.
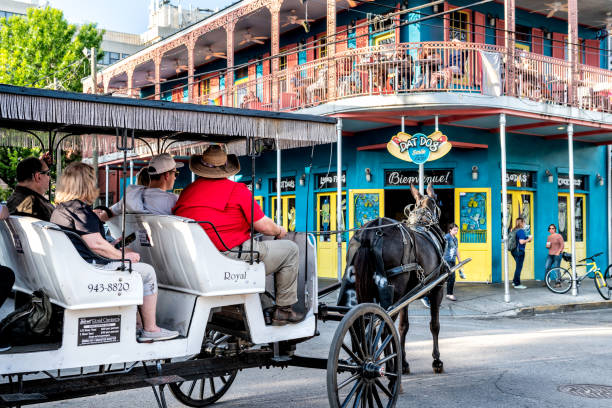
[271,195,296,232]
[348,189,385,239]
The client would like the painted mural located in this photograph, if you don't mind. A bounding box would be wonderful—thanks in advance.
[459,192,487,243]
[353,193,380,229]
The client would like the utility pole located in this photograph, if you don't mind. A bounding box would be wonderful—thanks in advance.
[89,47,100,205]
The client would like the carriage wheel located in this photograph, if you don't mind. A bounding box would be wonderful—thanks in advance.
[327,303,402,408]
[168,330,238,407]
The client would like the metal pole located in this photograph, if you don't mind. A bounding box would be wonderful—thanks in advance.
[129,160,134,186]
[276,145,281,225]
[336,118,343,282]
[568,124,578,296]
[90,47,99,205]
[105,164,109,207]
[500,114,510,303]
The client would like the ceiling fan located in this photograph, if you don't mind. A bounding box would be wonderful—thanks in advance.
[529,2,568,18]
[145,71,167,83]
[594,12,612,29]
[204,47,227,61]
[344,0,374,7]
[174,59,188,74]
[282,9,314,33]
[240,29,269,45]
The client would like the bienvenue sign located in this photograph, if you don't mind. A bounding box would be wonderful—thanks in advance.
[385,169,454,186]
[387,131,452,164]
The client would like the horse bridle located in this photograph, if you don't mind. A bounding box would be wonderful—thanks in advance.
[403,197,441,228]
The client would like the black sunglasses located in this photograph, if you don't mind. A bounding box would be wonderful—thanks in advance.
[38,170,50,176]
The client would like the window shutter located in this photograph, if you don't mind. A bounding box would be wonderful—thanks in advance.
[474,12,485,44]
[495,19,505,46]
[532,28,543,55]
[337,25,348,53]
[552,33,564,59]
[584,39,600,67]
[356,19,368,48]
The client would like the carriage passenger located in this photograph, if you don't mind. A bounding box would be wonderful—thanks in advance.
[96,154,183,221]
[51,162,179,342]
[0,205,15,310]
[173,146,303,326]
[7,157,54,221]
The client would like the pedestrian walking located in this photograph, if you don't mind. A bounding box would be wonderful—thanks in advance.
[511,217,532,289]
[444,223,462,301]
[545,223,564,276]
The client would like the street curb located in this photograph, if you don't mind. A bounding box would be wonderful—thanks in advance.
[515,300,612,316]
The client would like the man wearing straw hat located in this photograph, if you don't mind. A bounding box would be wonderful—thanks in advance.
[173,146,302,326]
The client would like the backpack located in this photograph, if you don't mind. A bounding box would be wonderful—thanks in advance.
[507,229,518,253]
[0,290,56,346]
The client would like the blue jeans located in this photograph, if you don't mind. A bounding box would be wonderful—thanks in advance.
[512,249,525,286]
[446,260,456,295]
[545,254,562,274]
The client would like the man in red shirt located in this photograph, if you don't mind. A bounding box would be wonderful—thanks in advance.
[173,146,301,325]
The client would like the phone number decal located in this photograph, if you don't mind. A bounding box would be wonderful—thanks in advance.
[88,282,130,293]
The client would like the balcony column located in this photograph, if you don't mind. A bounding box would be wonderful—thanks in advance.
[504,0,515,96]
[187,35,196,103]
[326,0,337,100]
[269,2,281,109]
[126,68,135,98]
[154,52,162,100]
[225,20,236,108]
[567,0,578,106]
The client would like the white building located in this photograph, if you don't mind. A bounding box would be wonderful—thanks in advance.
[0,0,38,19]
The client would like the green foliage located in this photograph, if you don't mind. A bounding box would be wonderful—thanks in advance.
[0,147,41,189]
[0,6,104,92]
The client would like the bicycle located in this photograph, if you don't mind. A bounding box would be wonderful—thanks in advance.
[544,252,612,300]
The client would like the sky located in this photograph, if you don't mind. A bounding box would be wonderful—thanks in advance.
[47,0,238,34]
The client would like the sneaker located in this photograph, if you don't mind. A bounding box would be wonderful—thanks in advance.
[513,284,527,290]
[0,345,11,352]
[446,294,457,301]
[420,297,430,308]
[458,269,466,279]
[138,327,179,342]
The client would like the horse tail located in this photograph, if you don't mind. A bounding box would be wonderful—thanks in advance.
[353,237,376,303]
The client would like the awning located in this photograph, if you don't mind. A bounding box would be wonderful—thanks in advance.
[0,85,337,153]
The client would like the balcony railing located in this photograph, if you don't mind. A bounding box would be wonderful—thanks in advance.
[174,41,612,114]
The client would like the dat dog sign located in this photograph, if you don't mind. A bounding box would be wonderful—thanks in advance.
[387,131,452,164]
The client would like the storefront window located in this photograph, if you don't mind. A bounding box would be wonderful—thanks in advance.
[319,194,332,242]
[558,195,568,241]
[575,196,584,242]
[459,192,487,243]
[449,10,470,42]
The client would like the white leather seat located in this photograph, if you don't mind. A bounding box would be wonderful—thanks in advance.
[2,216,142,309]
[108,214,265,296]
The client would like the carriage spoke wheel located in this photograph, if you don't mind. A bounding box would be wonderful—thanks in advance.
[168,330,238,407]
[327,303,402,408]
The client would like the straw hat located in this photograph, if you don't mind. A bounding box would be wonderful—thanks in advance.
[189,145,240,179]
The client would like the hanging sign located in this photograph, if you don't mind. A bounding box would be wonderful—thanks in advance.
[387,131,452,164]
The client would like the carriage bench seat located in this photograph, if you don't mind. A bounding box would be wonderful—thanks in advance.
[0,216,143,310]
[107,214,265,297]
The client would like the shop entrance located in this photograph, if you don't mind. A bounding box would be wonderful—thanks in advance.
[558,193,587,265]
[316,192,346,279]
[455,188,492,281]
[501,191,535,281]
[384,188,455,230]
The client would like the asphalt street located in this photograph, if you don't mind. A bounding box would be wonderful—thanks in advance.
[30,309,612,408]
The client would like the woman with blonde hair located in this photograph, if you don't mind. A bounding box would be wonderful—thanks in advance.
[51,162,178,342]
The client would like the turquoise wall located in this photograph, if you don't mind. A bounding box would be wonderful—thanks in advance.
[232,124,608,283]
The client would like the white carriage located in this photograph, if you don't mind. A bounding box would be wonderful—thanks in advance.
[0,85,463,408]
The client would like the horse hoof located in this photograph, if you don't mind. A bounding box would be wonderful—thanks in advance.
[402,365,410,375]
[432,360,444,374]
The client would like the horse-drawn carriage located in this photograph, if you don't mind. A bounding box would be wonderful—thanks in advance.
[0,85,468,407]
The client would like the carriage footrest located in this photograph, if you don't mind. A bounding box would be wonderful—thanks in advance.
[144,375,185,386]
[0,392,47,404]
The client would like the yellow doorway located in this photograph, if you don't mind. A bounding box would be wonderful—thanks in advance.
[501,191,535,282]
[271,195,296,232]
[316,192,346,278]
[558,193,587,264]
[455,188,492,281]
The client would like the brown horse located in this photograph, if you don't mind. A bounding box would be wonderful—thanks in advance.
[345,184,447,375]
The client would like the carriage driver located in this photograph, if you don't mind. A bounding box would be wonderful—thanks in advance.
[173,146,303,326]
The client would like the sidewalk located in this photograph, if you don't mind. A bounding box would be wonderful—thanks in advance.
[318,279,612,318]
